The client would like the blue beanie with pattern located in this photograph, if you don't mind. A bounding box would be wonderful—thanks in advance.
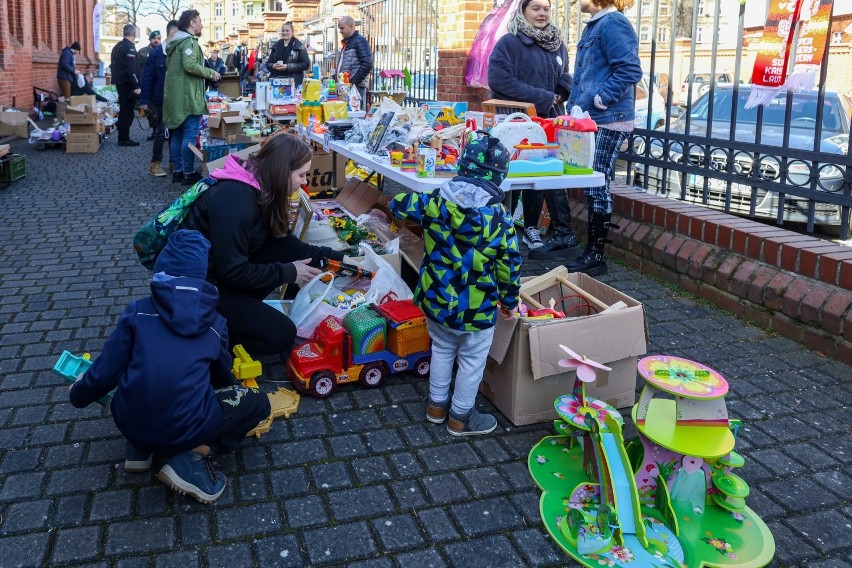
[457,133,510,186]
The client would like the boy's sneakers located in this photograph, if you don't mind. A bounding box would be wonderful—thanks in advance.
[447,408,497,436]
[522,227,544,250]
[426,398,449,424]
[124,441,153,473]
[158,451,227,504]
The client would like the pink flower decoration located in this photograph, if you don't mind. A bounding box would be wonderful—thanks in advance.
[558,345,612,383]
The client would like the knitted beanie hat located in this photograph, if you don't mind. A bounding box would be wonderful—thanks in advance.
[457,133,510,186]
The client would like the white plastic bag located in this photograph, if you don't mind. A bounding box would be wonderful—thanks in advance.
[289,272,349,338]
[360,244,413,305]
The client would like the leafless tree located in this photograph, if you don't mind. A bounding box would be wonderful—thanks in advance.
[149,0,192,22]
[112,0,150,28]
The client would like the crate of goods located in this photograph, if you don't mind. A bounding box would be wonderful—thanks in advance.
[0,154,26,184]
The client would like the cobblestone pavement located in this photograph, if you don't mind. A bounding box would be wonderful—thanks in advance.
[0,125,850,568]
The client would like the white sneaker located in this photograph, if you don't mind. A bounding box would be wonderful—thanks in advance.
[523,227,544,250]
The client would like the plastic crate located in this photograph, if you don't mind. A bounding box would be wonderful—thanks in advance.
[0,154,26,184]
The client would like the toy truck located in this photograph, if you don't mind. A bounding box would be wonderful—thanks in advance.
[287,299,431,398]
[53,350,113,406]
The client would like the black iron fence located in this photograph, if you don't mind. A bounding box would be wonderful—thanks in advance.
[552,0,852,239]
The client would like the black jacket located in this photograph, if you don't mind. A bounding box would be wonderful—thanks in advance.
[57,47,76,82]
[110,38,140,89]
[336,31,373,88]
[179,180,344,291]
[266,38,311,86]
[488,32,572,118]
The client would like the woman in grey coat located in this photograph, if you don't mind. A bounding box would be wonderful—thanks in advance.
[488,0,579,261]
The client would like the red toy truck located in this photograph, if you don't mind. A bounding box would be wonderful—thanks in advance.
[288,299,431,398]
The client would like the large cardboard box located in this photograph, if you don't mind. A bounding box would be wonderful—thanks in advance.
[64,104,98,124]
[69,95,96,107]
[208,110,245,139]
[480,267,648,426]
[0,109,30,139]
[66,132,102,153]
[305,148,347,197]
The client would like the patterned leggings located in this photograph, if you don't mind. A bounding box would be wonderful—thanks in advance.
[586,128,629,215]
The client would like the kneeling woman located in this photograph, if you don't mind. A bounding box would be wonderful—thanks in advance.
[181,134,345,356]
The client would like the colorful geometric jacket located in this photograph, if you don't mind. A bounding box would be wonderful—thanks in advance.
[389,178,521,331]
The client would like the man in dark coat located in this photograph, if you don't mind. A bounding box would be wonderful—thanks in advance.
[57,42,81,100]
[110,24,142,146]
[204,50,226,90]
[335,16,373,109]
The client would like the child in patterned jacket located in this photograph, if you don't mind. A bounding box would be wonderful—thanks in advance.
[389,133,522,435]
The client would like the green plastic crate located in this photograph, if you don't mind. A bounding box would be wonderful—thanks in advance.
[0,154,25,184]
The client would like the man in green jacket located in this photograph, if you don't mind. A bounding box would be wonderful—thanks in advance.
[164,9,220,185]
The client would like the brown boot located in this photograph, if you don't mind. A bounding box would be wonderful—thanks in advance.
[168,162,174,174]
[149,161,167,177]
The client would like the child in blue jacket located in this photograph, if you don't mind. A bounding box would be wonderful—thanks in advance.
[389,134,521,435]
[70,230,270,503]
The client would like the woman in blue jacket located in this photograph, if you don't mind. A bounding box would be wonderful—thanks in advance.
[565,0,642,275]
[488,0,580,262]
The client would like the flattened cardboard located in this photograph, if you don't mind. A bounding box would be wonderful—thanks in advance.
[481,267,648,426]
[335,177,382,217]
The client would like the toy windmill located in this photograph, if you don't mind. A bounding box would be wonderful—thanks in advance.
[553,345,622,432]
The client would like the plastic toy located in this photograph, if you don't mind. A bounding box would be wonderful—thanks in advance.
[287,299,431,398]
[507,157,564,177]
[232,344,262,388]
[246,387,301,438]
[528,351,775,567]
[53,350,113,406]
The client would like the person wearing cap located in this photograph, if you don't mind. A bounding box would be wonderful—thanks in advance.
[137,30,162,139]
[140,20,179,178]
[389,133,522,437]
[57,41,82,100]
[69,229,271,504]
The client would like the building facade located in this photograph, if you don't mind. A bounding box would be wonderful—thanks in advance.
[0,0,99,108]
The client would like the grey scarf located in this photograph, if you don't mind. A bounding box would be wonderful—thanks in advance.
[515,18,563,52]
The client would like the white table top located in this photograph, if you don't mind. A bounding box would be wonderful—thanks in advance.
[304,128,605,192]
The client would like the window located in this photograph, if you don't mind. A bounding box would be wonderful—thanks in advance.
[215,2,222,17]
[215,26,223,38]
[233,3,239,16]
[659,3,670,15]
[641,3,651,16]
[697,26,705,42]
[658,27,669,43]
[640,26,650,43]
[831,31,843,45]
[274,1,284,10]
[697,1,704,16]
[246,4,254,16]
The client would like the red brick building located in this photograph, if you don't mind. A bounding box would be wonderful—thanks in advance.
[0,0,99,108]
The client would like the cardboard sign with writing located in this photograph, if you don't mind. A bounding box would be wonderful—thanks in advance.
[305,149,347,196]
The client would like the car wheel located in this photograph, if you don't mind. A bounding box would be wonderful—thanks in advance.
[309,371,337,399]
[358,362,387,388]
[413,357,431,378]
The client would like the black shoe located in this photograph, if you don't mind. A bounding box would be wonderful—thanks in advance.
[565,250,608,276]
[172,172,184,183]
[147,133,156,141]
[182,171,203,185]
[528,232,581,260]
[117,139,140,147]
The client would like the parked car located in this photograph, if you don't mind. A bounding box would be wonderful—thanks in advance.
[633,85,851,227]
[635,73,667,130]
[676,71,735,106]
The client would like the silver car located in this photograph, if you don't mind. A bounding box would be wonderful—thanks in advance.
[633,86,851,227]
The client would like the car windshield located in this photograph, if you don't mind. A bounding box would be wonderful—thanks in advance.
[689,90,845,135]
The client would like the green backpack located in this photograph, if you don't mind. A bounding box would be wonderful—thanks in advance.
[133,177,215,269]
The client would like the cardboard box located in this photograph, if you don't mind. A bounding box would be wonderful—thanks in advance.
[200,143,261,176]
[69,95,96,107]
[66,132,102,153]
[208,110,245,139]
[305,148,347,197]
[64,104,98,124]
[335,177,382,216]
[69,122,100,134]
[480,267,648,426]
[0,109,30,139]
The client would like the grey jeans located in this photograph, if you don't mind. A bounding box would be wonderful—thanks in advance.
[426,320,495,415]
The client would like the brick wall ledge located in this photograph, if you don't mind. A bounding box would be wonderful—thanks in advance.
[568,185,852,364]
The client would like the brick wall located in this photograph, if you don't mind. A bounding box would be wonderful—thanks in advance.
[564,187,852,364]
[0,0,98,109]
[435,0,491,109]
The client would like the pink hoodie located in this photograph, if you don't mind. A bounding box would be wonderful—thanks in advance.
[209,154,262,190]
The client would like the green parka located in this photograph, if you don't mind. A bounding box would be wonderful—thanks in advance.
[163,31,216,129]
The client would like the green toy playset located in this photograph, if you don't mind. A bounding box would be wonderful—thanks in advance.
[528,347,775,568]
